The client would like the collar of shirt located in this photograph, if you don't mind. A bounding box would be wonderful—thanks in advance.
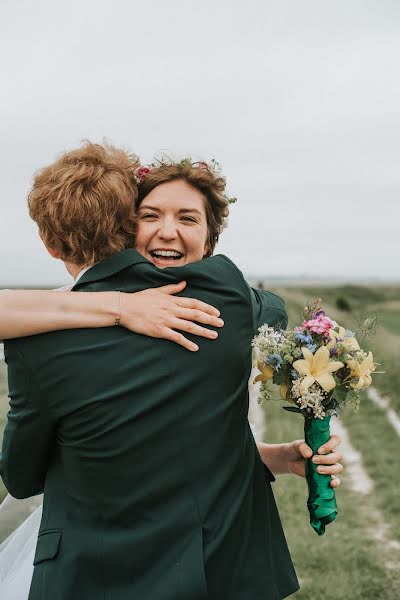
[56,265,94,292]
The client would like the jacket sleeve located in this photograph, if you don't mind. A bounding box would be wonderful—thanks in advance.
[249,286,288,332]
[0,342,56,499]
[201,255,288,334]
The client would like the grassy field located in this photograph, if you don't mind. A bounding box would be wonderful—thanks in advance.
[0,284,399,598]
[262,284,400,599]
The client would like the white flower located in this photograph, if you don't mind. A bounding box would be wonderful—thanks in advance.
[295,384,328,419]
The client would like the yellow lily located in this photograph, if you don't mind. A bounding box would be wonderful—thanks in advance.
[347,352,375,389]
[293,346,344,395]
[279,383,296,403]
[327,326,346,350]
[253,361,274,384]
[280,383,289,399]
[327,326,360,352]
[342,337,360,351]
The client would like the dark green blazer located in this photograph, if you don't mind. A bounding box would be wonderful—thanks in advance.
[1,249,299,599]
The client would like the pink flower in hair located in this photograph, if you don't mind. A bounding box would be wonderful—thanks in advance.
[135,166,151,182]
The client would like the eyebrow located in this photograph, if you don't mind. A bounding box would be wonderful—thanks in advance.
[139,204,203,216]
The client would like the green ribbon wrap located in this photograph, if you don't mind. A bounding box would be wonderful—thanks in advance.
[304,415,337,535]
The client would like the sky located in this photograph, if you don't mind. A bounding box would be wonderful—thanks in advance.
[0,0,399,286]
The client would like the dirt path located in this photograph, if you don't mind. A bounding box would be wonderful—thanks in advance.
[330,417,400,571]
[368,387,400,436]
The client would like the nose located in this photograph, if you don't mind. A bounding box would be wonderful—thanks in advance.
[158,217,178,241]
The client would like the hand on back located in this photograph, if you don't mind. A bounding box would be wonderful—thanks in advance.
[120,281,224,352]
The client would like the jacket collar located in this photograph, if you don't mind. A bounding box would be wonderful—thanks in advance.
[72,249,150,290]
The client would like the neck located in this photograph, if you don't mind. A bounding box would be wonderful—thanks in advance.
[64,261,87,280]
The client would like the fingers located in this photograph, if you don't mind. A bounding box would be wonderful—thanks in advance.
[312,451,343,465]
[330,476,341,488]
[177,307,224,328]
[158,286,222,318]
[176,296,221,317]
[317,434,341,455]
[165,330,199,352]
[297,441,313,459]
[158,281,187,295]
[314,463,343,476]
[170,319,220,340]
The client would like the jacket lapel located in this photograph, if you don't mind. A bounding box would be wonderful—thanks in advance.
[72,249,150,290]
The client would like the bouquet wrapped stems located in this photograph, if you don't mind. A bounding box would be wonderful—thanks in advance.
[304,415,337,535]
[252,299,378,534]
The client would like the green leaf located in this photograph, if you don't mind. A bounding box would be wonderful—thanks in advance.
[283,406,302,414]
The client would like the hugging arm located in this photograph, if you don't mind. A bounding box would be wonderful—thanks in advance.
[0,282,223,352]
[0,343,55,498]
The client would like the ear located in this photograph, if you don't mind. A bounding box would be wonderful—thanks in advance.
[45,244,62,260]
[39,231,62,260]
[203,239,212,258]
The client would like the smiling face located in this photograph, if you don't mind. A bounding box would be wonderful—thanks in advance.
[135,179,210,267]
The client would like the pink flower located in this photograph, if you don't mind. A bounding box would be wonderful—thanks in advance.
[302,316,335,338]
[197,162,208,170]
[135,166,151,182]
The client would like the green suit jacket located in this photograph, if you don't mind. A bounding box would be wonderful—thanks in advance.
[1,249,299,599]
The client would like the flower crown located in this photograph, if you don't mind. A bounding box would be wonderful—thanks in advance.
[134,157,237,204]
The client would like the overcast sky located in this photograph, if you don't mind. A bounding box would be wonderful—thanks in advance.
[1,0,399,286]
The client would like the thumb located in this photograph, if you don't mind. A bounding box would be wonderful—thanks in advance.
[158,281,187,295]
[298,441,313,459]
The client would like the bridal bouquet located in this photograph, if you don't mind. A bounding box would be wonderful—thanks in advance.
[252,299,377,535]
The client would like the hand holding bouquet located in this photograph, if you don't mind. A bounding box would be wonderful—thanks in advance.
[252,299,377,535]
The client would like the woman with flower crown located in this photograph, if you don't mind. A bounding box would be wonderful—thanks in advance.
[0,144,343,599]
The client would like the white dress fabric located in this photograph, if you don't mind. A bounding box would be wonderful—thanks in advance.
[0,504,42,598]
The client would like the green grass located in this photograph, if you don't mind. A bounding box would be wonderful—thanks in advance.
[378,311,400,336]
[341,395,400,539]
[263,284,400,598]
[262,398,400,600]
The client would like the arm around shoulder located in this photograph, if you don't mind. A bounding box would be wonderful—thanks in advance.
[0,289,119,340]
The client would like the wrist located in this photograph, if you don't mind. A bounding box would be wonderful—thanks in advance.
[257,442,292,476]
[114,291,122,326]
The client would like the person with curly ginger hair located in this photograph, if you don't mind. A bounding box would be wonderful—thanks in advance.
[0,144,343,600]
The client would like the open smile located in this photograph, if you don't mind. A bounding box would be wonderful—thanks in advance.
[149,249,184,265]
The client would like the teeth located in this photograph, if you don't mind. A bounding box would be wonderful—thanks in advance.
[152,250,182,258]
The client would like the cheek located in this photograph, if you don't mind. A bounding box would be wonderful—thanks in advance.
[188,228,209,258]
[134,224,148,249]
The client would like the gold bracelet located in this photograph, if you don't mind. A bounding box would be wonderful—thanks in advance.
[114,291,121,326]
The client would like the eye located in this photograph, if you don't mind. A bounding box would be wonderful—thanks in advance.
[139,212,158,220]
[180,215,197,223]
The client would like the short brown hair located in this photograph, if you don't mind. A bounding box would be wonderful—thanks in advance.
[137,160,230,256]
[28,142,139,265]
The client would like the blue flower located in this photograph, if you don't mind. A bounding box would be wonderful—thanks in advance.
[306,343,317,353]
[265,353,282,370]
[291,369,301,380]
[295,332,313,344]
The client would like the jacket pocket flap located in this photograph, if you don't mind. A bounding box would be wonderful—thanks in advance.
[34,531,62,565]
